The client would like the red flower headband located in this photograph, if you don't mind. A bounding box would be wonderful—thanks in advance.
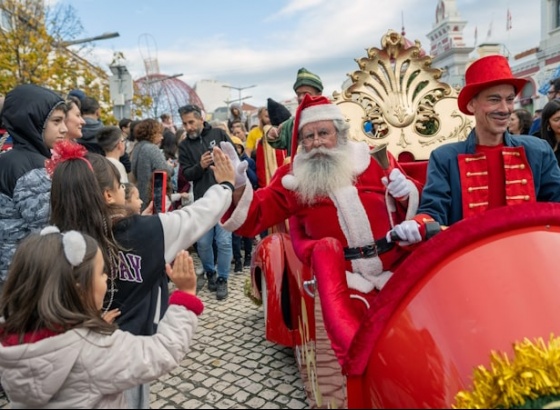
[45,140,93,177]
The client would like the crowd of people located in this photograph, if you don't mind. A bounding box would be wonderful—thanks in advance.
[0,52,560,408]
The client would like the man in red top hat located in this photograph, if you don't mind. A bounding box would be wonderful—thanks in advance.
[390,55,560,244]
[219,93,422,361]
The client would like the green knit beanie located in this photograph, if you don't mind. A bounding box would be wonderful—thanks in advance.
[293,67,323,93]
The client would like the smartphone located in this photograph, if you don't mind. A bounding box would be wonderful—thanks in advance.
[152,171,167,214]
[207,140,216,164]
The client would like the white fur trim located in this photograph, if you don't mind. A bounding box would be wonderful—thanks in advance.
[330,185,386,282]
[346,270,393,293]
[349,141,371,176]
[282,174,297,191]
[221,185,255,232]
[299,104,345,130]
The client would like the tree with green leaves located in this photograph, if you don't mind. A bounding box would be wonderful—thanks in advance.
[0,0,119,123]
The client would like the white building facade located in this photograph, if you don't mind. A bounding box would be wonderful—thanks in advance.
[428,0,560,114]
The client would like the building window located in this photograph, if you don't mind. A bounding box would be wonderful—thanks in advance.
[557,0,560,28]
[0,10,12,31]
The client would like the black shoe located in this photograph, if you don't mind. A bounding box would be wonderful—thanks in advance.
[243,257,251,268]
[196,273,207,293]
[234,259,243,273]
[216,277,228,300]
[207,271,217,292]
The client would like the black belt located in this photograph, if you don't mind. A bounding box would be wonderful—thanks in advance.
[343,238,394,261]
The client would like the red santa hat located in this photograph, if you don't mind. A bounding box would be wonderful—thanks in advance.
[291,94,345,161]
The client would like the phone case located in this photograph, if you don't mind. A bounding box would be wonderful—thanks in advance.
[152,171,168,213]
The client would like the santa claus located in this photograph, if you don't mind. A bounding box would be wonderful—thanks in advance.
[220,94,422,361]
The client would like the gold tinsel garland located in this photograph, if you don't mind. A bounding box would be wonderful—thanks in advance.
[453,334,560,409]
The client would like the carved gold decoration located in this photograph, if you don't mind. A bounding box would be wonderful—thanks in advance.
[333,29,473,160]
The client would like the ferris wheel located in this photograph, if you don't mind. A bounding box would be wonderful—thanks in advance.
[134,33,205,122]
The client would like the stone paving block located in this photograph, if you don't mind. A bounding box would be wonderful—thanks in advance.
[190,372,208,383]
[242,360,260,369]
[150,398,174,409]
[235,366,254,378]
[221,370,242,382]
[275,382,297,395]
[201,376,220,388]
[207,380,230,392]
[286,398,309,409]
[258,388,279,401]
[222,362,242,374]
[245,397,266,408]
[158,387,179,398]
[244,382,264,395]
[165,376,183,386]
[262,378,283,389]
[275,394,291,405]
[248,373,266,383]
[182,398,206,408]
[234,377,252,388]
[190,386,211,398]
[208,367,228,378]
[222,385,241,396]
[231,389,251,403]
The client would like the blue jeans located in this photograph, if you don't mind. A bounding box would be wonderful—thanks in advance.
[197,223,232,279]
[232,233,253,261]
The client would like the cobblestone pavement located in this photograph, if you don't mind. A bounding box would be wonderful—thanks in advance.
[0,254,310,409]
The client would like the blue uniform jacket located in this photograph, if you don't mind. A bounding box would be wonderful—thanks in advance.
[417,130,560,226]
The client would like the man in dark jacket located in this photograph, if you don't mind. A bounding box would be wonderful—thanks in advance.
[0,84,67,287]
[178,104,234,301]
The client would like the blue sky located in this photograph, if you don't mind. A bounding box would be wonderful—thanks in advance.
[54,0,540,111]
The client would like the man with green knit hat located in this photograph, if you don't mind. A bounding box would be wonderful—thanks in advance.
[266,67,323,156]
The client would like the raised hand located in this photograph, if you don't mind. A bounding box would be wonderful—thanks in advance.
[210,146,236,187]
[101,308,121,324]
[219,141,248,188]
[166,250,196,295]
[381,168,411,199]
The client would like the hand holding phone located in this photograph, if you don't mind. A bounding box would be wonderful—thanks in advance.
[152,171,168,214]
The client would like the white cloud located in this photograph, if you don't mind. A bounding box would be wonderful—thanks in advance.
[83,0,540,111]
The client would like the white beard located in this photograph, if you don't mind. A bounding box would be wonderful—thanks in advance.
[291,142,355,206]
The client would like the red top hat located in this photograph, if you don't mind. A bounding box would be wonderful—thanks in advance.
[457,55,528,115]
[291,94,344,161]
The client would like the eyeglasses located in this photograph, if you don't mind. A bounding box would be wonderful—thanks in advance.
[178,104,202,115]
[300,129,336,147]
[548,90,557,96]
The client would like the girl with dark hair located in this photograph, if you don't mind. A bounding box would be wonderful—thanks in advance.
[64,96,85,141]
[0,226,202,408]
[48,141,235,408]
[508,108,532,135]
[540,99,560,164]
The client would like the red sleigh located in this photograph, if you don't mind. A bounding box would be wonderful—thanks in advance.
[244,31,560,408]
